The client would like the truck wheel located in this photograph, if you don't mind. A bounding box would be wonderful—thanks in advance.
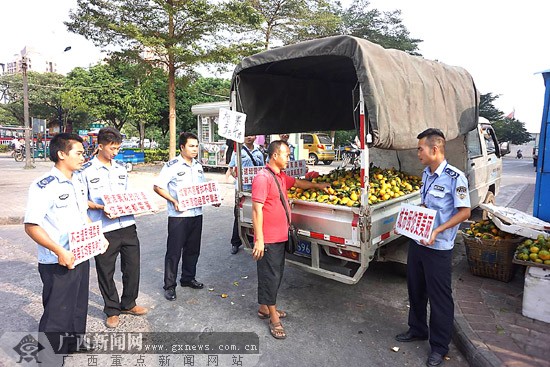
[125,162,133,172]
[323,160,333,165]
[309,153,319,165]
[482,191,495,220]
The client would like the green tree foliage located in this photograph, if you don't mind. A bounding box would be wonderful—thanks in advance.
[246,0,422,53]
[66,64,133,132]
[66,0,260,158]
[479,93,504,121]
[341,0,421,53]
[479,92,532,145]
[0,71,67,128]
[176,77,231,134]
[247,0,310,49]
[492,118,533,145]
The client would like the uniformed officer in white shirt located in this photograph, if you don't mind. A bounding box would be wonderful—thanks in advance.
[81,127,148,329]
[24,133,108,357]
[154,132,220,301]
[395,128,471,367]
[228,135,265,254]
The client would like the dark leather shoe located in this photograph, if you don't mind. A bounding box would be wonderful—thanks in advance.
[181,279,204,289]
[395,330,428,342]
[426,352,444,366]
[231,245,240,254]
[164,288,176,301]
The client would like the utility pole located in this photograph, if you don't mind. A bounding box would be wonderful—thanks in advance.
[21,51,34,169]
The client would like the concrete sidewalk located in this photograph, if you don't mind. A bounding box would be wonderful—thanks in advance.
[1,156,548,367]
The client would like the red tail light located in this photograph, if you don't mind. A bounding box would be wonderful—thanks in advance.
[329,247,359,260]
[317,144,325,149]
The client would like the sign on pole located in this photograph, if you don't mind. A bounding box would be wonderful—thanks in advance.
[218,108,246,143]
[177,181,222,211]
[394,203,437,243]
[69,222,104,266]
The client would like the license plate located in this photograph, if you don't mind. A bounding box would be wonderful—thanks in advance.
[295,241,311,257]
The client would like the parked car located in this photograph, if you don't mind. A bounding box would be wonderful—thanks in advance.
[301,132,335,165]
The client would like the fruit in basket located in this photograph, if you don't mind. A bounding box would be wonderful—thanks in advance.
[538,250,550,260]
[515,236,550,264]
[464,219,512,240]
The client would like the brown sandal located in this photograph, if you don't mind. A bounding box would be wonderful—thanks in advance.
[258,309,287,319]
[269,321,286,339]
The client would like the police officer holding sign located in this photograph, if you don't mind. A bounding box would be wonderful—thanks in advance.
[395,128,471,367]
[154,132,220,301]
[24,133,108,356]
[81,127,148,329]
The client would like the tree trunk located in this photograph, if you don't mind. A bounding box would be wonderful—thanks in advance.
[168,10,177,159]
[139,120,145,150]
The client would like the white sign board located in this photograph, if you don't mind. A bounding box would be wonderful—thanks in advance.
[102,191,157,217]
[242,166,265,186]
[284,160,307,178]
[177,181,222,211]
[69,222,104,266]
[395,203,437,242]
[218,108,246,143]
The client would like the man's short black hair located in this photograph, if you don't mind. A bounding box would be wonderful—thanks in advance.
[97,127,123,145]
[267,140,289,158]
[417,128,445,140]
[178,132,199,148]
[49,133,83,162]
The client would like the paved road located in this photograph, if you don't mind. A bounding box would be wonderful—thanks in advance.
[0,155,537,366]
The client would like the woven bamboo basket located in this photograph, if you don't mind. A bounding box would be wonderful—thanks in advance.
[462,233,520,282]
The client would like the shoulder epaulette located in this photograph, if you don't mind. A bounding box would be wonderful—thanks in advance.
[444,167,459,179]
[37,175,55,189]
[81,161,93,170]
[166,158,179,167]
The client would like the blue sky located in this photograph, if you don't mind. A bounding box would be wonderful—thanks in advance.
[2,0,548,133]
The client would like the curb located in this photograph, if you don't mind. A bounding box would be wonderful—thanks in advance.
[453,313,502,367]
[0,217,23,226]
[451,257,503,367]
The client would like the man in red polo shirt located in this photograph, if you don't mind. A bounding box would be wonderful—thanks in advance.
[251,140,329,339]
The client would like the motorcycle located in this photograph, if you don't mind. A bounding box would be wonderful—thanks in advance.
[13,147,35,162]
[340,140,361,166]
[516,150,523,159]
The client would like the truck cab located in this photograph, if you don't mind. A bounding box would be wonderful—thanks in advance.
[465,119,502,208]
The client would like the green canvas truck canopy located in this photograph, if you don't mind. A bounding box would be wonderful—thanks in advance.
[231,35,479,150]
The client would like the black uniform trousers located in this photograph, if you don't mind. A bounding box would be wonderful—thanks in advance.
[257,242,286,305]
[164,215,203,290]
[38,261,89,355]
[95,224,140,317]
[406,240,454,356]
[231,205,242,247]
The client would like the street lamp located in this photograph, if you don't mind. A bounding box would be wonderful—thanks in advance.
[21,49,34,169]
[58,46,72,133]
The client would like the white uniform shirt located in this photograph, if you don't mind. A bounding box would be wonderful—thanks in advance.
[417,160,471,250]
[155,155,206,217]
[24,167,89,264]
[229,145,265,190]
[80,157,135,233]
